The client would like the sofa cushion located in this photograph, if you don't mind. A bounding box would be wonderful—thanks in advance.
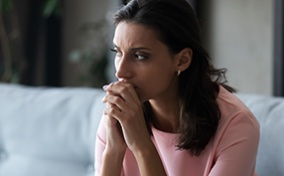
[0,83,105,176]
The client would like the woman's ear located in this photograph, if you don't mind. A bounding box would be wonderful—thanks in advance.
[175,48,192,72]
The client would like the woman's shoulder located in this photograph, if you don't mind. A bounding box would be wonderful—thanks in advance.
[216,85,259,130]
[217,86,253,115]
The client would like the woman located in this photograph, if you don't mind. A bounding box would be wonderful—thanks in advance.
[95,0,259,175]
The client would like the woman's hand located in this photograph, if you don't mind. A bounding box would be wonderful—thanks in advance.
[102,81,151,153]
[102,87,127,154]
[103,81,167,176]
[100,88,128,176]
[103,110,127,154]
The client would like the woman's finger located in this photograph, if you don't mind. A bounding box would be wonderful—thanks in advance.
[102,94,127,111]
[104,103,124,121]
[104,81,140,104]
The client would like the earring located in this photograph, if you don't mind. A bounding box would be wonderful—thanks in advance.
[177,70,181,76]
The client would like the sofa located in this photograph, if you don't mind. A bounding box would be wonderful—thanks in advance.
[0,83,283,176]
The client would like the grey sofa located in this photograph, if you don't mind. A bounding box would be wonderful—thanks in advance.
[0,83,283,176]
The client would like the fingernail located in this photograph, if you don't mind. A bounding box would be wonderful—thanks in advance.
[103,84,110,90]
[103,85,107,90]
[103,82,115,90]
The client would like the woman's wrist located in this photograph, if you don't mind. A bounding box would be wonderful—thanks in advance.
[104,145,126,160]
[101,147,125,176]
[132,139,155,158]
[132,139,167,176]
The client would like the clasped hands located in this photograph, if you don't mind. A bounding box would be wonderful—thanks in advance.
[102,81,151,155]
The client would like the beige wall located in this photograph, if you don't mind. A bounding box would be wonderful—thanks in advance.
[204,0,273,95]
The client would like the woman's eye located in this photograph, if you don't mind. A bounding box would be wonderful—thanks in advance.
[110,48,122,57]
[135,53,148,60]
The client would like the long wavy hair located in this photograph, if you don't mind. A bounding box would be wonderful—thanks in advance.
[113,0,235,156]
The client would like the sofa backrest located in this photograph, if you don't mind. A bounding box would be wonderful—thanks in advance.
[238,94,284,176]
[0,83,105,176]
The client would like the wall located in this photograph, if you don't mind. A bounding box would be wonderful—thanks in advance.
[204,0,273,95]
[61,0,119,86]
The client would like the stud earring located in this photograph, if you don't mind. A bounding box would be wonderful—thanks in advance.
[177,70,181,76]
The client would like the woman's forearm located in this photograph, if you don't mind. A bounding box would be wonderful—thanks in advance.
[101,148,125,176]
[133,141,167,176]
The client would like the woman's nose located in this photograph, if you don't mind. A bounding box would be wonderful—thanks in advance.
[115,57,132,79]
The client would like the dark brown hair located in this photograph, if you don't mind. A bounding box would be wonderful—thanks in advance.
[113,0,235,156]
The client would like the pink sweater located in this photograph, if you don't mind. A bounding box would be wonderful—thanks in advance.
[95,86,260,176]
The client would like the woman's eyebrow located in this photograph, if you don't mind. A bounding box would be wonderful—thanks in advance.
[113,44,151,51]
[129,47,152,52]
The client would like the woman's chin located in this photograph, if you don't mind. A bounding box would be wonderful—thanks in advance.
[137,93,147,103]
[134,88,149,103]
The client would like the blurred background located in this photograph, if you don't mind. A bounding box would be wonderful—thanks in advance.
[0,0,283,96]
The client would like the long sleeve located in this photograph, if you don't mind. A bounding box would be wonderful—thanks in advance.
[94,117,107,176]
[209,110,260,176]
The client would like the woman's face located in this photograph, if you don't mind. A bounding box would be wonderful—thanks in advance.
[113,21,179,102]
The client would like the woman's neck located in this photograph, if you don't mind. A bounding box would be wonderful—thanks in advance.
[149,96,180,133]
